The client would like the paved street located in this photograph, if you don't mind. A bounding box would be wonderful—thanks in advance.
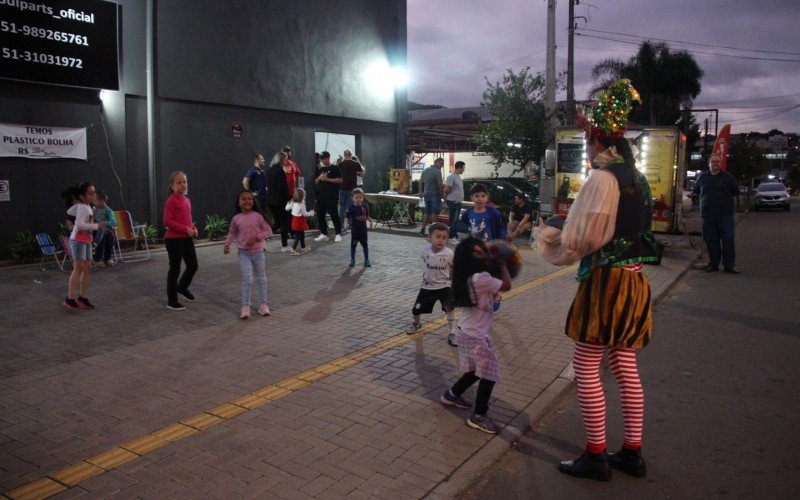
[464,200,800,498]
[0,224,693,499]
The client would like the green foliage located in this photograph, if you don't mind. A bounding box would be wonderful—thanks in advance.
[478,67,551,176]
[141,223,158,243]
[8,230,38,263]
[590,41,704,127]
[727,139,771,186]
[204,214,229,241]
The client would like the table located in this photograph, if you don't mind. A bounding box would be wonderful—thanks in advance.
[365,193,473,229]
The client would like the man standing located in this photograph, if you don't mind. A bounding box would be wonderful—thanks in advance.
[266,153,292,252]
[443,161,465,244]
[283,146,302,195]
[338,149,363,230]
[692,153,740,273]
[419,157,445,235]
[243,154,267,210]
[314,151,343,242]
[507,193,533,241]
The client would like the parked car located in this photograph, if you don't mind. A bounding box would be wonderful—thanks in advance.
[754,182,790,211]
[495,177,540,201]
[461,178,538,224]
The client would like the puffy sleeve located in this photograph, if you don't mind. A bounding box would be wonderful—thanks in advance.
[536,169,619,265]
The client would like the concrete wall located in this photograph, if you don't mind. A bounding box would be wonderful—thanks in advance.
[0,0,406,258]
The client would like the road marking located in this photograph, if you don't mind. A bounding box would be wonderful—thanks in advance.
[3,265,575,499]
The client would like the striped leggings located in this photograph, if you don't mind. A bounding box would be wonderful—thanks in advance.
[573,342,644,454]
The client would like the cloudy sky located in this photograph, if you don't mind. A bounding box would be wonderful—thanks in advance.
[407,0,800,134]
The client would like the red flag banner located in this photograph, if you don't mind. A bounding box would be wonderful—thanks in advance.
[712,124,731,171]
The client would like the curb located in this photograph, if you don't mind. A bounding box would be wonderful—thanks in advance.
[426,248,694,498]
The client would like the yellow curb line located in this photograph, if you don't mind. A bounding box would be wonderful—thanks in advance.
[4,265,576,499]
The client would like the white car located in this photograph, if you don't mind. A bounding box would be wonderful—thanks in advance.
[754,182,790,211]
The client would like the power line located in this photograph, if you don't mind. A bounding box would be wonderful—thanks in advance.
[576,27,800,57]
[575,33,800,63]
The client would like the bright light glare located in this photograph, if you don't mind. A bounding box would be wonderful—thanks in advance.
[364,61,407,98]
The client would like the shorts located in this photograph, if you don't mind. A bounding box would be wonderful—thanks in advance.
[412,287,452,315]
[70,240,92,261]
[423,191,442,216]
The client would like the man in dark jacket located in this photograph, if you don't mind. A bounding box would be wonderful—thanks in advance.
[314,151,343,242]
[266,153,292,252]
[692,153,740,273]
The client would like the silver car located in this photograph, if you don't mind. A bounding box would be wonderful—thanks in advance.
[754,182,790,211]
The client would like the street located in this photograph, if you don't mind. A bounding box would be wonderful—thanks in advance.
[462,200,800,499]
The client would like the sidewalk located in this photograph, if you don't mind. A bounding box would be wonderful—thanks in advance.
[0,228,695,499]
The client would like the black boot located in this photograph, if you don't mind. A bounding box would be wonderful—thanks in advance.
[608,446,647,478]
[558,449,611,481]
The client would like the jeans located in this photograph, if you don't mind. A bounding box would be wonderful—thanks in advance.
[702,214,735,269]
[268,204,290,247]
[338,190,353,228]
[316,197,341,236]
[165,237,198,304]
[350,234,369,262]
[446,200,462,238]
[238,249,268,307]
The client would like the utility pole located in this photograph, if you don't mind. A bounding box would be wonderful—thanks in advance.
[545,0,557,131]
[566,0,575,125]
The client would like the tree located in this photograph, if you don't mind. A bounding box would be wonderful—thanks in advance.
[590,41,704,127]
[727,139,770,188]
[477,68,550,176]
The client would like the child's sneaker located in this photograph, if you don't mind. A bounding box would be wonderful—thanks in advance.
[467,413,499,434]
[440,389,472,409]
[258,304,271,316]
[349,259,355,267]
[76,296,95,309]
[290,249,300,256]
[106,259,116,267]
[280,246,291,253]
[364,260,372,268]
[301,247,312,254]
[95,261,107,268]
[178,288,195,301]
[405,322,421,334]
[447,333,458,346]
[447,238,460,245]
[240,307,251,319]
[314,234,328,242]
[167,302,185,311]
[62,298,80,311]
[334,234,342,242]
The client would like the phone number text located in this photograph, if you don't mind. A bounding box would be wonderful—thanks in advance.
[1,21,89,46]
[2,48,83,68]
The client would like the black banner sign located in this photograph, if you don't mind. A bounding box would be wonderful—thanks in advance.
[0,0,119,90]
[557,142,584,174]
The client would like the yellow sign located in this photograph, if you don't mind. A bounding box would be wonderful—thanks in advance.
[638,129,677,232]
[390,168,410,193]
[554,129,586,214]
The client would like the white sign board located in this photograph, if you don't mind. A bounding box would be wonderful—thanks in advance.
[0,123,87,160]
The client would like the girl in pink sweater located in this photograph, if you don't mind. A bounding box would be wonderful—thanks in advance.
[163,171,199,311]
[225,190,273,319]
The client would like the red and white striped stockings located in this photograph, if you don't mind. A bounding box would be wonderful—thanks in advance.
[573,342,643,454]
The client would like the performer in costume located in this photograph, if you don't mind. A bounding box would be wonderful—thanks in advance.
[535,79,659,481]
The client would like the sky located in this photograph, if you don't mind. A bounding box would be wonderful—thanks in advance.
[407,0,800,134]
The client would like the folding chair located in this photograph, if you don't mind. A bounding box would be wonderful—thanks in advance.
[36,233,67,271]
[113,210,151,262]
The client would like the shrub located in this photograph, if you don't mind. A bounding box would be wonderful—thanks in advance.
[204,214,228,241]
[8,230,38,263]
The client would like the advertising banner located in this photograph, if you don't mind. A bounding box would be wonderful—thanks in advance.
[0,122,87,159]
[640,129,678,232]
[390,168,410,193]
[554,128,586,216]
[712,124,731,171]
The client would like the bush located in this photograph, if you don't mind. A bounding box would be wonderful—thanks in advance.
[8,230,38,263]
[204,214,228,241]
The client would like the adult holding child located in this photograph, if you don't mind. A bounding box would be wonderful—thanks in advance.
[535,79,658,481]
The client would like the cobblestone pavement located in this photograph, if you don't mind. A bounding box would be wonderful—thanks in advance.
[0,227,694,499]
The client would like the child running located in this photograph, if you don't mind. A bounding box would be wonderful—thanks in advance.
[407,222,458,345]
[163,171,199,311]
[346,188,373,267]
[225,190,273,319]
[285,188,315,256]
[440,237,511,434]
[62,182,106,310]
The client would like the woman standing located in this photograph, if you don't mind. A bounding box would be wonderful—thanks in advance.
[163,171,199,310]
[535,80,658,481]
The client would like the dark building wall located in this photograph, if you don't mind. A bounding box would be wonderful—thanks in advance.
[0,0,406,258]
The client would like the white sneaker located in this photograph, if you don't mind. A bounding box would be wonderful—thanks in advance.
[240,307,250,319]
[280,246,291,253]
[447,238,459,245]
[258,304,270,316]
[334,234,342,242]
[314,234,328,242]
